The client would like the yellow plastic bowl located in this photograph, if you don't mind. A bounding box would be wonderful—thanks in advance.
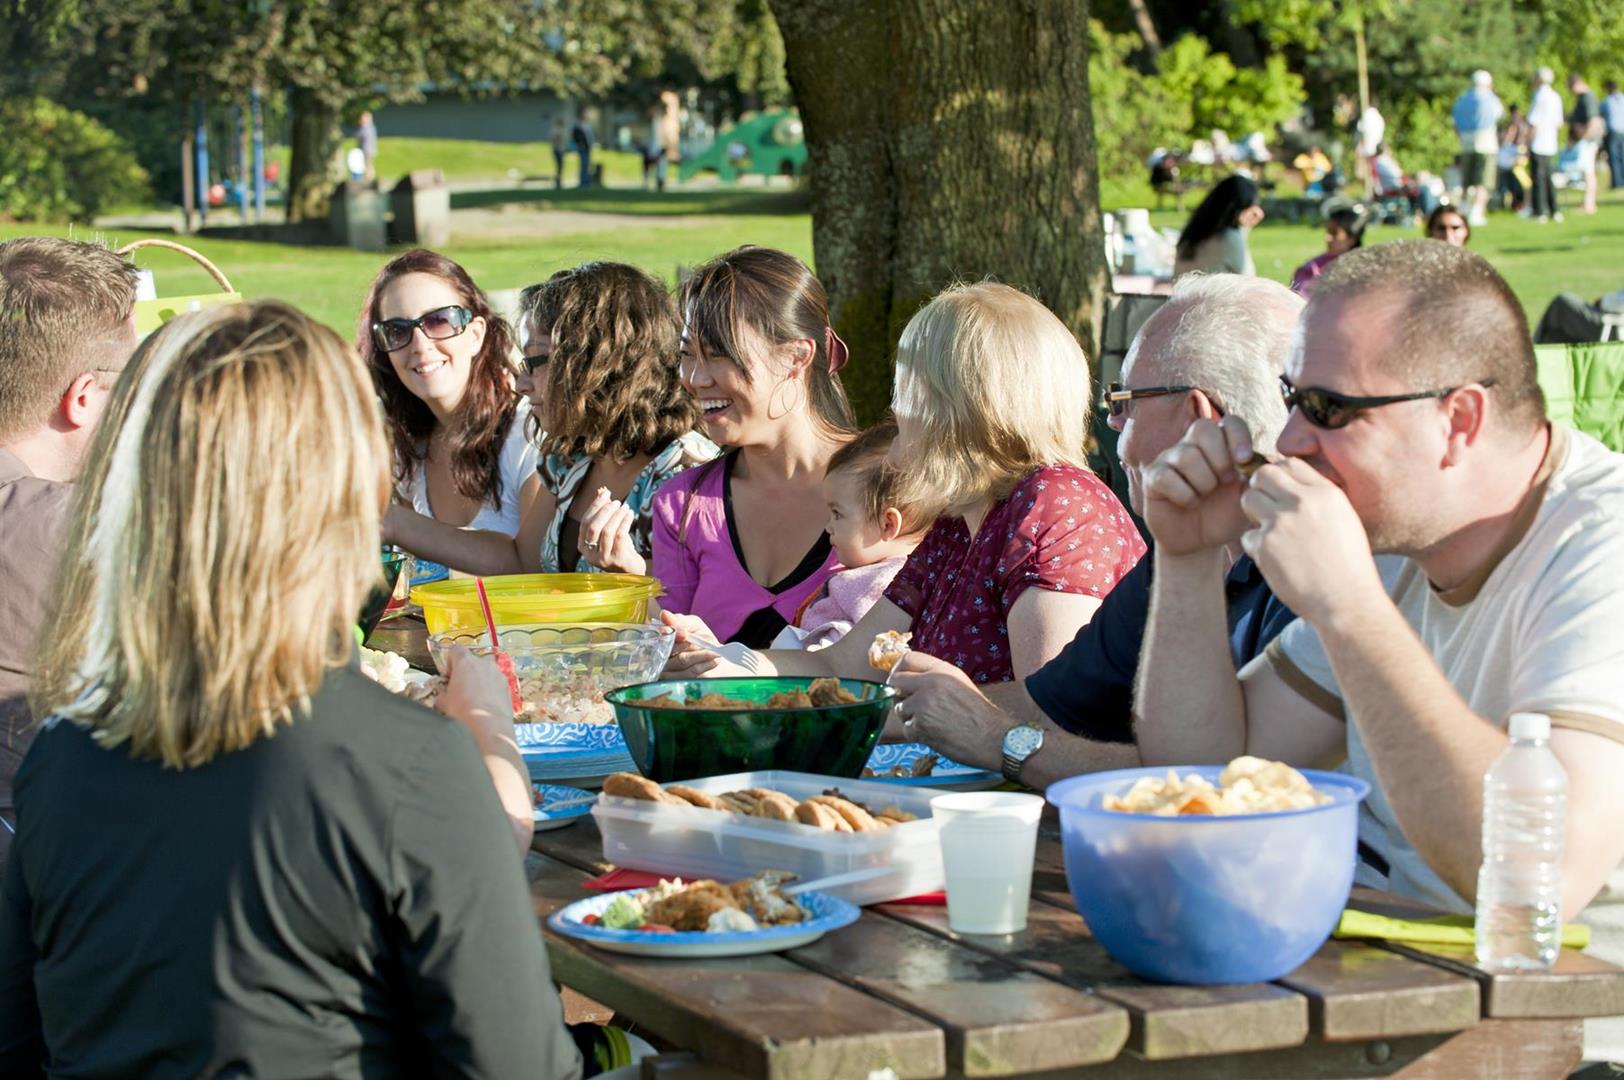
[410,573,664,636]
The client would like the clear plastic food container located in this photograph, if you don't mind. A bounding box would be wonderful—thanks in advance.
[590,770,947,905]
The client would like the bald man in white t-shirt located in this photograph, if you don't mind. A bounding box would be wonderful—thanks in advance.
[1133,239,1624,1061]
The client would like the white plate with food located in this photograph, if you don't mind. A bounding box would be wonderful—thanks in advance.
[547,873,860,958]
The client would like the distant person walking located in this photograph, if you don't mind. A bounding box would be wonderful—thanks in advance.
[1528,67,1566,221]
[550,118,568,189]
[355,111,378,182]
[1569,72,1603,214]
[1451,70,1502,226]
[658,89,682,188]
[571,115,595,189]
[1604,80,1624,189]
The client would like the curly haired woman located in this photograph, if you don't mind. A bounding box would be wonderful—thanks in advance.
[385,261,717,574]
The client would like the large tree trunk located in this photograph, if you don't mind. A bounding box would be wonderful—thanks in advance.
[773,0,1109,424]
[286,88,341,223]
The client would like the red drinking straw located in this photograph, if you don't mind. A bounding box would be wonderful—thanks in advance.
[475,577,523,712]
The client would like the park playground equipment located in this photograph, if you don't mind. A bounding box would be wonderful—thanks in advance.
[680,110,807,182]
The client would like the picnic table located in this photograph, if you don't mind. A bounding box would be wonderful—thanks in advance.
[367,613,1624,1077]
[530,818,1624,1078]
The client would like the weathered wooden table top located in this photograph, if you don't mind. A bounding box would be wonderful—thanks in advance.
[529,818,1624,1079]
[369,613,1624,1076]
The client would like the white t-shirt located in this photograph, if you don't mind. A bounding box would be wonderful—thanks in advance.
[1358,107,1386,157]
[402,396,539,537]
[1265,426,1624,1058]
[1529,85,1566,156]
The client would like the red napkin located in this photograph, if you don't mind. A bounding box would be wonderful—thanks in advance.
[579,867,946,905]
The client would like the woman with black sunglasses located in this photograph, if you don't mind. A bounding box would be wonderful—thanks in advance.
[382,261,716,575]
[361,249,540,550]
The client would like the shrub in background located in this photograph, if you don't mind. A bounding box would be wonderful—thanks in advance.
[0,96,150,222]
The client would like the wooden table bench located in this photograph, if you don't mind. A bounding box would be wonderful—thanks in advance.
[530,818,1624,1079]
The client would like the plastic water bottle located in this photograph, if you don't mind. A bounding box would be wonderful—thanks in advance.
[1474,713,1567,971]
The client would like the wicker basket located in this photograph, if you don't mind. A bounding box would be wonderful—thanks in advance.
[118,238,241,334]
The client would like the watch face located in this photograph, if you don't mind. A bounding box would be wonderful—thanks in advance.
[1004,724,1043,759]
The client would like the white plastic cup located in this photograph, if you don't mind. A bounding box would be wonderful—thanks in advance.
[931,791,1045,934]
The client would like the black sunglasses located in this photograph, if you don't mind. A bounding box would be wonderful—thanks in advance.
[1279,373,1496,429]
[519,351,549,377]
[1101,382,1196,418]
[371,305,474,353]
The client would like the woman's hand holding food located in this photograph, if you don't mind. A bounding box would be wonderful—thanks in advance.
[578,487,646,575]
[434,644,531,855]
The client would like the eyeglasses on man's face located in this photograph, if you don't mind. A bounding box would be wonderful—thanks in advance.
[1279,373,1496,430]
[371,305,474,354]
[1101,382,1196,419]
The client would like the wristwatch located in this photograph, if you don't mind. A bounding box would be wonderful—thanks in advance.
[1001,723,1044,784]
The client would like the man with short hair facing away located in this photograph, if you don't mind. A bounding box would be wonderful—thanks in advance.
[887,275,1303,789]
[1133,240,1624,1063]
[0,238,139,857]
[1451,70,1502,227]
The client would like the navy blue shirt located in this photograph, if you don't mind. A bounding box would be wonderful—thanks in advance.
[1025,551,1295,742]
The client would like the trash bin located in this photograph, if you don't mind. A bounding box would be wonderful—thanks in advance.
[390,169,450,247]
[330,180,387,252]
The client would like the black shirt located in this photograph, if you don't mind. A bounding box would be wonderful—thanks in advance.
[1025,552,1295,742]
[0,668,581,1080]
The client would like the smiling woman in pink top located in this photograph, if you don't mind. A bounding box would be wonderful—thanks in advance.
[650,247,858,647]
[665,281,1146,687]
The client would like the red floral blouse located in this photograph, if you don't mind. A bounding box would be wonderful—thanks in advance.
[884,465,1146,685]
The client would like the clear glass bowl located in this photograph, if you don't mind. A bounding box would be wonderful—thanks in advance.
[427,622,677,732]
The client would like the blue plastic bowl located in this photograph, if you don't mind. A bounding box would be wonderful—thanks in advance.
[1047,766,1370,985]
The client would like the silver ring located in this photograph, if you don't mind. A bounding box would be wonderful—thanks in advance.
[583,540,598,550]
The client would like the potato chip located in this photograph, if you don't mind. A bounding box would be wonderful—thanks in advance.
[1104,757,1330,816]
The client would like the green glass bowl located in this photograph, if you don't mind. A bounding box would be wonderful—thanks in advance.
[605,677,896,782]
[358,549,410,640]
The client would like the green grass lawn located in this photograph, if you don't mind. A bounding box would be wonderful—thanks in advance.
[6,172,1622,344]
[0,208,813,335]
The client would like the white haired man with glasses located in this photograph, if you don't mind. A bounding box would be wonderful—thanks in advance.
[1135,239,1624,1064]
[887,274,1303,787]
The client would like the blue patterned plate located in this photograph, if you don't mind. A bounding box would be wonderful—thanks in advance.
[547,889,860,958]
[409,559,450,586]
[514,721,627,752]
[863,742,1002,789]
[533,784,595,831]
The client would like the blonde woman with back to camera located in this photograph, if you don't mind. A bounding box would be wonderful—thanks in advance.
[666,281,1146,700]
[0,302,581,1078]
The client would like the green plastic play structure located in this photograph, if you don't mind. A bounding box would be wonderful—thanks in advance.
[679,110,807,182]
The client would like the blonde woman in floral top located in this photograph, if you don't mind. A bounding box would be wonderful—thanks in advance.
[384,261,716,574]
